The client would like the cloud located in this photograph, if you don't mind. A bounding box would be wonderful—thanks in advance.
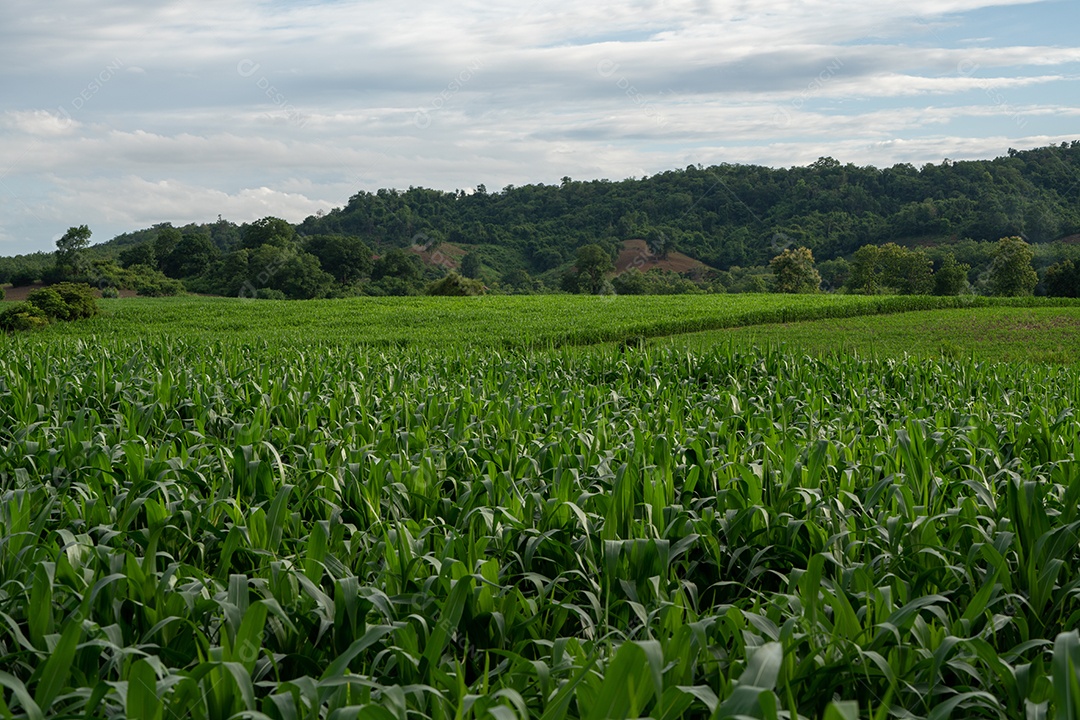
[0,0,1077,251]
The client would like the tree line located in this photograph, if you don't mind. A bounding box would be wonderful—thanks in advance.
[2,143,1079,298]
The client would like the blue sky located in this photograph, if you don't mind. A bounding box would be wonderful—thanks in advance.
[1,0,1078,253]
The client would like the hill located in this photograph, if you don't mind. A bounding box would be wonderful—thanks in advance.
[3,143,1080,295]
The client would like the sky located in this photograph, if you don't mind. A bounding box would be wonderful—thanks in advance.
[1,0,1078,254]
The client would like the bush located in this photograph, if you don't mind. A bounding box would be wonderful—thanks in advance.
[426,272,485,296]
[44,282,98,320]
[0,302,50,332]
[126,266,185,297]
[0,285,4,301]
[26,287,70,320]
[101,286,120,299]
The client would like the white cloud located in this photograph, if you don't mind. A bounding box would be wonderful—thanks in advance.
[0,0,1077,251]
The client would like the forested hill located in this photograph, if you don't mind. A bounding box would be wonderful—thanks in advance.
[297,142,1080,273]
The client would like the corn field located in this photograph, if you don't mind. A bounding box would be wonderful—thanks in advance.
[2,332,1080,718]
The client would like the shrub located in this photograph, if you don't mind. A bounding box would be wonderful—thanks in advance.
[51,282,99,319]
[426,272,485,296]
[26,287,70,320]
[101,286,120,299]
[126,266,185,297]
[0,302,50,332]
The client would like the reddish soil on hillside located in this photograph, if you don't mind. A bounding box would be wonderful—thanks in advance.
[615,239,713,277]
[1058,234,1080,244]
[406,242,466,271]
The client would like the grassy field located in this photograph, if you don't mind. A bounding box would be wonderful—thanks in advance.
[665,305,1080,364]
[20,293,1080,348]
[3,296,1080,719]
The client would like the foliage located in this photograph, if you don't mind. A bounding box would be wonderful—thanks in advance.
[242,216,296,249]
[845,242,935,295]
[118,242,156,269]
[125,264,185,296]
[298,143,1080,273]
[769,246,821,293]
[567,243,615,294]
[50,282,99,319]
[3,320,1080,716]
[611,268,703,295]
[933,252,971,295]
[53,225,92,277]
[304,234,373,285]
[426,271,485,296]
[370,248,421,282]
[989,235,1039,296]
[25,287,70,320]
[459,252,481,278]
[1044,259,1080,298]
[0,301,49,331]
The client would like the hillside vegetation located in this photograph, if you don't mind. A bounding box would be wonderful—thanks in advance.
[3,143,1080,297]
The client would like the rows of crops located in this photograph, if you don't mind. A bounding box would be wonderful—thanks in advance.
[38,294,1080,347]
[2,330,1080,718]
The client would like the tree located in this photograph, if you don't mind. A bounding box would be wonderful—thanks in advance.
[161,234,219,278]
[501,268,532,292]
[153,227,182,267]
[372,249,424,284]
[646,229,676,260]
[242,217,296,250]
[769,247,821,293]
[304,235,373,285]
[54,225,92,277]
[933,253,970,296]
[817,258,850,292]
[611,268,648,295]
[119,243,156,269]
[988,236,1037,296]
[877,243,933,295]
[460,252,481,278]
[846,245,884,294]
[573,243,614,294]
[1044,259,1079,297]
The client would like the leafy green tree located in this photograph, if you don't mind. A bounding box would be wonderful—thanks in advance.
[769,247,821,293]
[460,252,481,278]
[573,243,614,294]
[304,235,373,285]
[877,243,933,295]
[372,249,424,284]
[933,253,970,295]
[988,236,1038,296]
[612,268,648,295]
[274,251,334,299]
[646,229,677,260]
[119,243,156,269]
[817,258,850,292]
[54,225,92,277]
[153,227,182,267]
[501,268,532,292]
[846,245,883,294]
[161,235,219,278]
[1044,259,1079,297]
[242,217,296,250]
